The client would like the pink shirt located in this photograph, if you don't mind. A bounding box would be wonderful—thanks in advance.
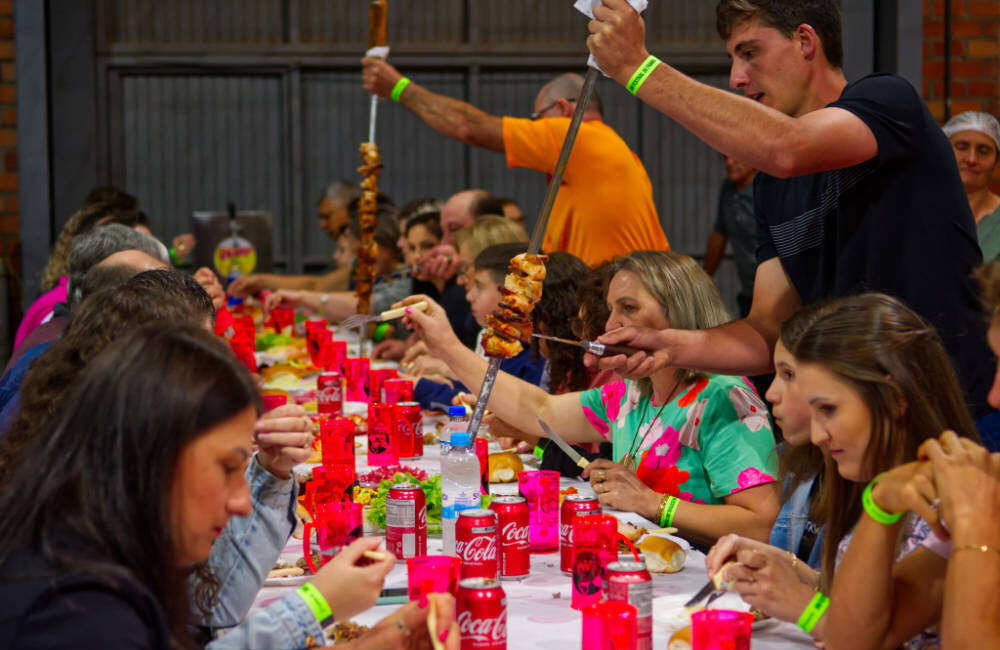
[15,276,68,349]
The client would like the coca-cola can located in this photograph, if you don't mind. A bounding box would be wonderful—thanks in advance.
[382,378,414,404]
[457,577,507,650]
[456,509,499,580]
[385,482,427,560]
[317,371,343,416]
[604,561,652,650]
[560,494,601,574]
[395,401,422,459]
[489,496,530,580]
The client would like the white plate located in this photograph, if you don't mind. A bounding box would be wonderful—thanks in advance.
[263,571,310,587]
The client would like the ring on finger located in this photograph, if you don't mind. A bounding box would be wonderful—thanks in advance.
[931,497,941,512]
[599,470,607,482]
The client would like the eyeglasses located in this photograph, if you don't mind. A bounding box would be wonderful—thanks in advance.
[530,98,577,121]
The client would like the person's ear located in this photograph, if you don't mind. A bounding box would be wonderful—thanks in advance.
[796,24,820,62]
[557,98,575,117]
[886,376,908,419]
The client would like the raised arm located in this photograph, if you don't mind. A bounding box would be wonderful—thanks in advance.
[362,58,505,153]
[591,257,800,378]
[586,0,877,178]
[397,295,601,443]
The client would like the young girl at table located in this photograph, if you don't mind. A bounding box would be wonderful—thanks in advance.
[398,250,780,547]
[0,327,457,650]
[705,293,979,648]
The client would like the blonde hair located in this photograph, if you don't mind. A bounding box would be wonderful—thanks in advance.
[454,215,527,259]
[609,251,732,386]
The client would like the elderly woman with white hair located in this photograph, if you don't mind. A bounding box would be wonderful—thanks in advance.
[943,111,1000,260]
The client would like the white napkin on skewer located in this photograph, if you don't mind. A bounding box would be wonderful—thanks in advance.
[574,0,649,74]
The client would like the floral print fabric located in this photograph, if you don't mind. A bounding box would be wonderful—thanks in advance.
[578,375,778,505]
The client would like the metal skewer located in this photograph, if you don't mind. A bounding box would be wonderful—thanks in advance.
[467,65,601,436]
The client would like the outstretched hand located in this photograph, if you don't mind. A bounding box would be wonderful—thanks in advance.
[393,295,462,358]
[586,0,650,84]
[585,326,673,380]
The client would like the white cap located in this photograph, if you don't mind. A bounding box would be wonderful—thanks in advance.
[942,111,1000,150]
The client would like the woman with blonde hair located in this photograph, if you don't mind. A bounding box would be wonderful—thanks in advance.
[399,250,780,546]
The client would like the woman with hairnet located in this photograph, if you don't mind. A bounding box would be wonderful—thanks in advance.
[943,111,1000,261]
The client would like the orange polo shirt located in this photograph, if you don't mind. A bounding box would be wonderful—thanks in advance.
[502,116,668,266]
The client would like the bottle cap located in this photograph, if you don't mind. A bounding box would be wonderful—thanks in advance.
[450,432,471,446]
[448,405,468,417]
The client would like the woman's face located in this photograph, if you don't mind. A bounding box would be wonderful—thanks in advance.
[170,406,256,566]
[405,223,440,268]
[455,243,476,287]
[951,130,1000,192]
[605,270,669,333]
[796,362,874,481]
[765,340,812,445]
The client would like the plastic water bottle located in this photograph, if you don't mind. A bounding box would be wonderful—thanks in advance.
[441,432,482,555]
[440,405,470,456]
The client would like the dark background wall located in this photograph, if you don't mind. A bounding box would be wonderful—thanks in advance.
[8,0,986,364]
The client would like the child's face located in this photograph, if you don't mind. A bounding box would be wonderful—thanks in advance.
[765,340,812,445]
[466,268,502,328]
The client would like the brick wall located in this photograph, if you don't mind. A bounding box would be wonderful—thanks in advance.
[923,0,1000,191]
[0,0,17,333]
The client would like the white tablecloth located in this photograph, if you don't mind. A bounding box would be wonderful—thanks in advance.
[249,406,815,649]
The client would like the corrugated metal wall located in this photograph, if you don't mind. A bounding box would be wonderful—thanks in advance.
[96,0,743,313]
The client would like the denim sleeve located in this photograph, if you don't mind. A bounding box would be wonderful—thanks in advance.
[199,455,297,628]
[207,591,326,650]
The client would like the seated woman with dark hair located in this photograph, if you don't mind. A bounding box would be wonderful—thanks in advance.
[0,326,457,650]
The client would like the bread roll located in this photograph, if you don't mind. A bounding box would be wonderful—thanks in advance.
[712,560,739,590]
[668,625,692,650]
[637,535,686,573]
[488,452,524,482]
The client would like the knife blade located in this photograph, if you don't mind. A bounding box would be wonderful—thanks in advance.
[683,579,719,608]
[536,416,589,470]
[531,333,641,358]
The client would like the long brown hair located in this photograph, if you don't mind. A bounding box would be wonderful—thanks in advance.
[787,293,979,590]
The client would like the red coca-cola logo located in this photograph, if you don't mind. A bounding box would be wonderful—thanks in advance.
[456,534,497,561]
[418,506,427,528]
[318,385,341,402]
[501,521,529,545]
[560,523,572,544]
[458,608,507,643]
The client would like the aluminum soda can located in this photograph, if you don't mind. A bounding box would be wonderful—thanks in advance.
[317,371,343,416]
[385,482,427,560]
[395,401,422,459]
[456,509,499,580]
[489,496,530,580]
[560,494,601,573]
[604,560,652,650]
[457,577,507,650]
[382,378,414,404]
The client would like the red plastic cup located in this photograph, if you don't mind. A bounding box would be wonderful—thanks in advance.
[691,610,753,650]
[345,357,371,402]
[320,339,348,374]
[582,601,637,650]
[570,514,619,611]
[406,555,461,600]
[261,393,288,412]
[320,417,356,466]
[475,437,489,495]
[229,338,257,373]
[270,307,295,333]
[369,367,399,402]
[517,470,560,552]
[302,501,362,573]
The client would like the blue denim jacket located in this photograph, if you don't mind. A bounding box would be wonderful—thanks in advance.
[202,456,328,649]
[768,472,824,570]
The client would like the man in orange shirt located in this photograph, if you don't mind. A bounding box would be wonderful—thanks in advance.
[362,59,669,266]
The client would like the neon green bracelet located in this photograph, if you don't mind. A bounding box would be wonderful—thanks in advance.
[660,495,680,528]
[626,55,661,95]
[297,582,334,627]
[390,77,411,102]
[862,473,903,525]
[796,591,829,635]
[533,439,549,460]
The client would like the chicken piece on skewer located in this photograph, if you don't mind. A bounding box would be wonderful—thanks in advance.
[481,253,548,358]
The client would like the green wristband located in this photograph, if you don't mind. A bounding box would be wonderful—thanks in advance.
[533,439,549,460]
[168,247,180,265]
[660,495,680,528]
[862,473,903,525]
[390,77,411,102]
[297,582,334,627]
[626,55,662,95]
[796,591,830,635]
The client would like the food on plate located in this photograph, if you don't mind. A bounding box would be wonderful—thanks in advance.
[330,620,369,642]
[638,535,686,573]
[354,141,382,315]
[267,566,305,579]
[297,553,321,572]
[617,521,646,544]
[481,253,548,358]
[488,451,524,482]
[558,486,578,505]
[364,470,442,535]
[423,430,438,445]
[668,625,692,650]
[260,364,306,382]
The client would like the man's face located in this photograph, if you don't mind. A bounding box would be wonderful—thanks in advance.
[318,198,349,242]
[440,197,475,246]
[725,19,811,117]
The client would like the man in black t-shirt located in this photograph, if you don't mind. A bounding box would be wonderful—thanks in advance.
[584,0,994,419]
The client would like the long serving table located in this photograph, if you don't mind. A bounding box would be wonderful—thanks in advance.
[247,405,815,650]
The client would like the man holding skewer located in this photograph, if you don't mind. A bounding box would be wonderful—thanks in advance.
[585,0,996,424]
[361,59,669,267]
